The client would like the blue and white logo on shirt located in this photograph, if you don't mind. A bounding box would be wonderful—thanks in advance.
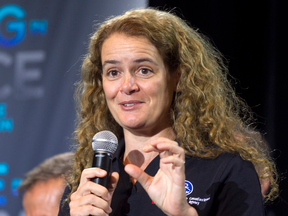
[185,180,193,196]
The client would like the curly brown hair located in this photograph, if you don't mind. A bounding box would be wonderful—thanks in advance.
[68,8,278,202]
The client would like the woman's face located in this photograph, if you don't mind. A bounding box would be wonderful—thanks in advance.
[101,33,179,135]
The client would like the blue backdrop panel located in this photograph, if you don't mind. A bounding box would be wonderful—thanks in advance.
[0,0,147,215]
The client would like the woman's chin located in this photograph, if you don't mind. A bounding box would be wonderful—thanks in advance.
[121,122,146,131]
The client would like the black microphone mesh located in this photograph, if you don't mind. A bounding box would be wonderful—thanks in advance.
[92,131,118,154]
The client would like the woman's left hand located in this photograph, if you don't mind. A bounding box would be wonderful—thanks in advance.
[124,137,198,216]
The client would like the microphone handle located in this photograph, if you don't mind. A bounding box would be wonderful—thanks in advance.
[91,152,112,189]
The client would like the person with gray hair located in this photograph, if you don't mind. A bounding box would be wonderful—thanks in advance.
[18,152,74,216]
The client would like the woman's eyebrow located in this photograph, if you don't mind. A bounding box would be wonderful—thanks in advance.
[103,58,158,67]
[133,58,158,66]
[102,60,120,67]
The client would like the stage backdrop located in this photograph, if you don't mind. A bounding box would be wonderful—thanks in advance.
[0,0,147,215]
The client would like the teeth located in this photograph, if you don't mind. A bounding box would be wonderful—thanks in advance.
[124,103,136,107]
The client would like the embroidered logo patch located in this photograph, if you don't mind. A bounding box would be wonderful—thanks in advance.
[185,180,193,196]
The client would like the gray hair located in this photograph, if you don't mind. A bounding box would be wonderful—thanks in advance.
[18,152,74,194]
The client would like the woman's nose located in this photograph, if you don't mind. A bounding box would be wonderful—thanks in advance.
[120,73,139,95]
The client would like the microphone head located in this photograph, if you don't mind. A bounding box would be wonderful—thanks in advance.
[92,131,118,154]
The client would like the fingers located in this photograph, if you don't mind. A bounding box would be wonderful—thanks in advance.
[161,155,186,167]
[76,168,110,200]
[77,169,119,201]
[70,206,109,216]
[109,172,119,190]
[70,170,119,216]
[143,137,185,161]
[70,193,112,215]
[125,164,153,191]
[108,172,119,201]
[79,168,107,188]
[74,180,111,200]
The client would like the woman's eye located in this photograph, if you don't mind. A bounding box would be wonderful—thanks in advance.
[107,70,119,77]
[139,68,152,75]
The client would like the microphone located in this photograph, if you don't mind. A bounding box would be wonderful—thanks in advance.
[91,130,118,188]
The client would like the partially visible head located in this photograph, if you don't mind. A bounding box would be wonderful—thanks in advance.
[18,152,74,216]
[22,178,64,216]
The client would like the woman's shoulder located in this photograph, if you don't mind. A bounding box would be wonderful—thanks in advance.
[184,152,264,215]
[185,152,258,183]
[186,152,254,168]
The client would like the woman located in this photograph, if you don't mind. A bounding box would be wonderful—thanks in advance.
[59,8,278,216]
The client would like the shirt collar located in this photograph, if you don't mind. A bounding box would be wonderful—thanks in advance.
[113,138,125,161]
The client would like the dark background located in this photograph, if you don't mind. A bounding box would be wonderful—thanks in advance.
[148,0,288,215]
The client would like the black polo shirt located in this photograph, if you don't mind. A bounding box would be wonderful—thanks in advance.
[59,139,265,216]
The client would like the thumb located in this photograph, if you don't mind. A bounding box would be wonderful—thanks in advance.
[124,164,153,191]
[108,172,119,197]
